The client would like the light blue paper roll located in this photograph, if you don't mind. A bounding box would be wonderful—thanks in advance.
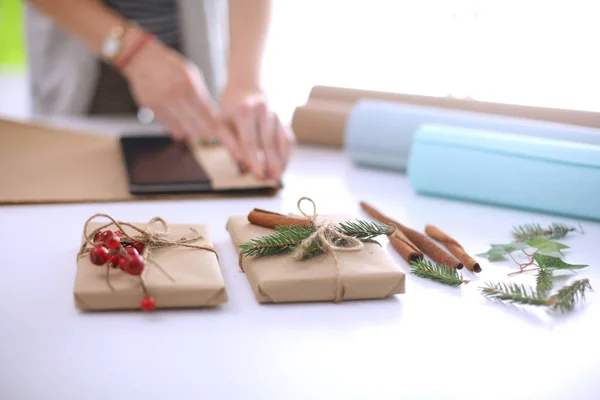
[345,100,600,171]
[407,124,600,221]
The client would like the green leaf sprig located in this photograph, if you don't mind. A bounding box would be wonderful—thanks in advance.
[477,235,587,278]
[477,237,571,263]
[477,221,592,314]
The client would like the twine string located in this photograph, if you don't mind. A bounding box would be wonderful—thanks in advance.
[292,197,364,303]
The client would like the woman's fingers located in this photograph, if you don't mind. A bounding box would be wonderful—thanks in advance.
[275,116,294,171]
[216,119,244,166]
[257,102,281,179]
[233,102,264,180]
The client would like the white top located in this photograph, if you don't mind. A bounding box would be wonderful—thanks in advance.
[1,117,599,400]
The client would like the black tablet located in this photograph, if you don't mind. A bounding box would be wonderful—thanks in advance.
[120,135,212,194]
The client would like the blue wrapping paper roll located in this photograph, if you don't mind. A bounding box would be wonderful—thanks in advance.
[345,100,600,171]
[407,124,600,221]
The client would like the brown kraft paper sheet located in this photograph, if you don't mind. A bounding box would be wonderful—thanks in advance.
[291,85,600,147]
[226,214,406,304]
[0,118,278,205]
[75,222,227,310]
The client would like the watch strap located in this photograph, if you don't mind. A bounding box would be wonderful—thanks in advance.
[101,23,132,63]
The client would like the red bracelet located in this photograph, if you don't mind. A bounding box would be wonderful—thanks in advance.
[114,32,154,71]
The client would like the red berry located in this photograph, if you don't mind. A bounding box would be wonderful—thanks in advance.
[118,256,128,272]
[125,247,139,257]
[100,230,113,244]
[133,242,144,254]
[123,254,145,275]
[105,235,121,251]
[115,230,124,237]
[140,296,156,311]
[108,253,120,268]
[89,245,109,266]
[93,231,103,243]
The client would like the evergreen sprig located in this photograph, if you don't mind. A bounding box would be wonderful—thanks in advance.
[548,279,592,313]
[239,219,392,259]
[480,282,550,307]
[409,260,469,287]
[536,268,553,295]
[512,222,578,242]
[239,225,314,257]
[336,219,394,239]
[475,220,591,315]
[481,279,593,314]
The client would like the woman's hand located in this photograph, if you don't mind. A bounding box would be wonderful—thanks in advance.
[122,37,220,143]
[219,86,295,181]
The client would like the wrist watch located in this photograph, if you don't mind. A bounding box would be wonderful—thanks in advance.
[101,24,128,63]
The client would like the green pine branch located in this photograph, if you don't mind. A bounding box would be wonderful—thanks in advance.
[239,225,315,257]
[481,282,550,307]
[536,268,553,295]
[239,219,392,259]
[548,279,592,313]
[481,279,593,314]
[410,260,469,287]
[336,220,394,240]
[511,222,578,242]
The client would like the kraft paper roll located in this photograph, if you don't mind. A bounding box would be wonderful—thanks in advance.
[290,100,352,147]
[345,100,600,171]
[309,85,600,130]
[291,85,600,148]
[407,124,600,221]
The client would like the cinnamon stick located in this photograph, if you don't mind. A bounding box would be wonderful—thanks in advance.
[247,208,312,229]
[360,201,463,270]
[425,225,481,273]
[389,229,424,263]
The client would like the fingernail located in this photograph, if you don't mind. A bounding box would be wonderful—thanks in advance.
[237,162,247,173]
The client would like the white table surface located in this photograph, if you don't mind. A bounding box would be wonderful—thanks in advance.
[1,117,599,400]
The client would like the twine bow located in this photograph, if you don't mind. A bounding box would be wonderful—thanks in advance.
[293,197,365,303]
[77,213,218,307]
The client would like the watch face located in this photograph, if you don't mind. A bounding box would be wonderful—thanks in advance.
[103,37,119,59]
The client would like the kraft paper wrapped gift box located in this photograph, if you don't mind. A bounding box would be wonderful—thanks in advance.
[226,214,406,304]
[74,221,228,311]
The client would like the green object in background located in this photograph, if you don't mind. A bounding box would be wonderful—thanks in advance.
[0,0,27,67]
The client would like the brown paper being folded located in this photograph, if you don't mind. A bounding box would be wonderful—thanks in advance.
[74,222,227,310]
[0,118,278,204]
[226,214,405,304]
